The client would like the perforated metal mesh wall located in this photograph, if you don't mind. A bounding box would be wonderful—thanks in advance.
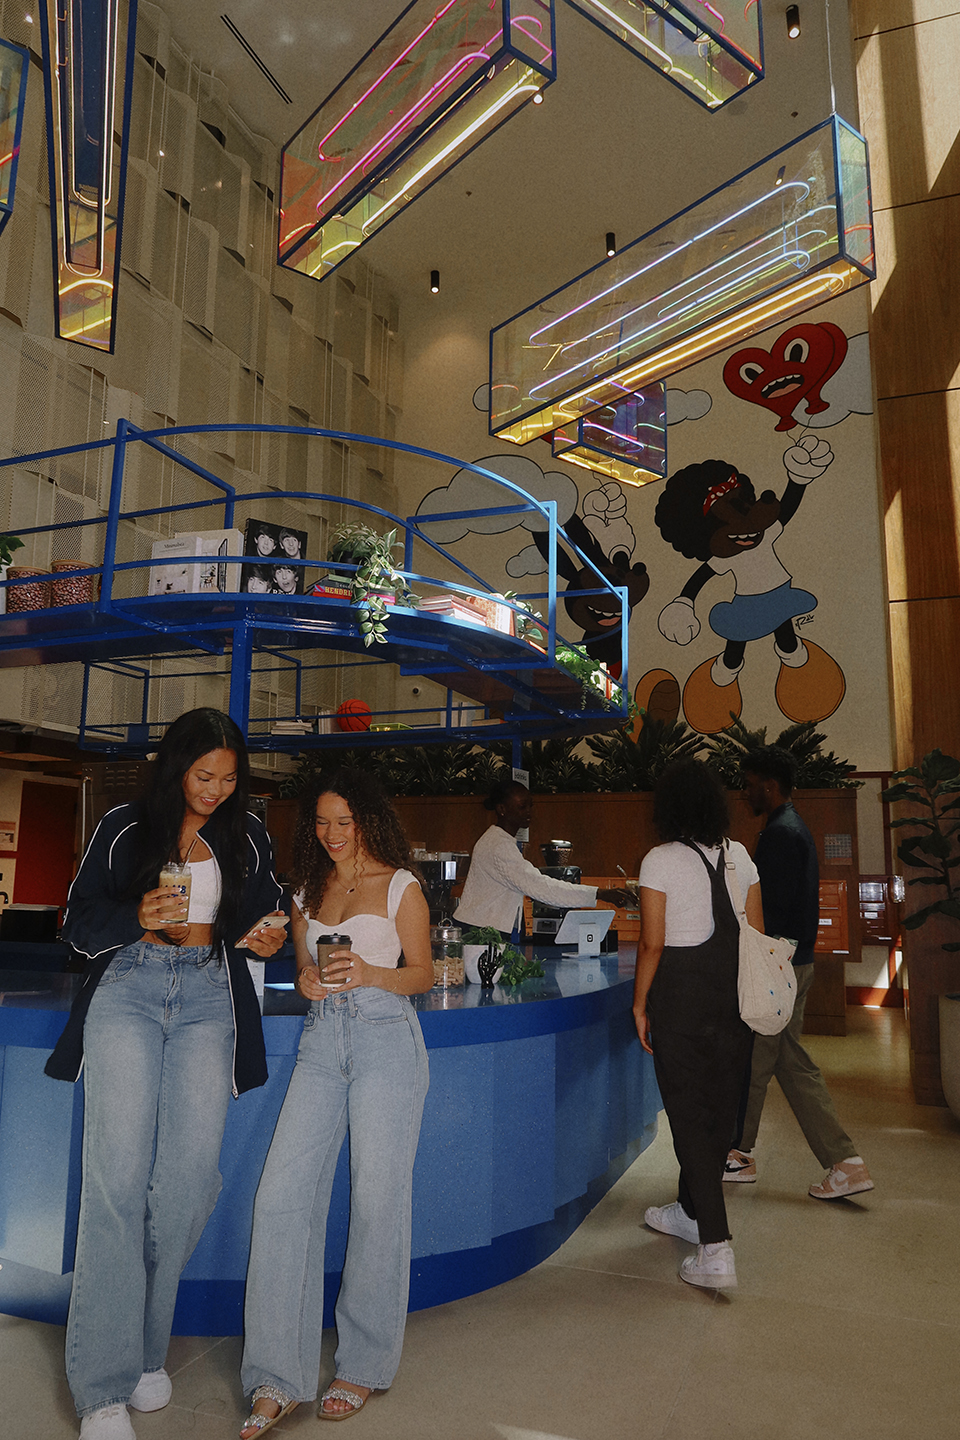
[0,0,404,750]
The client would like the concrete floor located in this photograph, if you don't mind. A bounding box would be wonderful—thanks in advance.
[4,1006,959,1440]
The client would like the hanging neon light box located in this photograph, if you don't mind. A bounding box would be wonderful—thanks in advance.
[490,114,874,445]
[279,0,556,283]
[551,382,667,487]
[0,38,29,239]
[39,0,139,352]
[565,0,763,110]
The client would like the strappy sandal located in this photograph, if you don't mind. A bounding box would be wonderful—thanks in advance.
[239,1385,299,1437]
[318,1383,373,1422]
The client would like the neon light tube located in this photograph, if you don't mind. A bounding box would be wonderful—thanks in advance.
[280,0,555,284]
[490,116,874,444]
[565,0,763,111]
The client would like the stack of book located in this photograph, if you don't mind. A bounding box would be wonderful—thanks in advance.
[417,593,512,632]
[269,719,315,736]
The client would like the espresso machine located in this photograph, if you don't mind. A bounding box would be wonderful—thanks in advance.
[529,840,581,940]
[413,851,470,923]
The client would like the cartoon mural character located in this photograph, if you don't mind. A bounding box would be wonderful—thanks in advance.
[655,436,845,734]
[722,322,848,432]
[532,506,649,678]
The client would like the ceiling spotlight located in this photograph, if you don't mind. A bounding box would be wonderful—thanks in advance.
[786,5,800,38]
[775,165,786,186]
[430,269,440,294]
[606,232,616,257]
[532,90,543,104]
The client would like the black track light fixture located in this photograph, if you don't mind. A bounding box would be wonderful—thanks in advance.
[430,269,440,294]
[606,232,616,257]
[786,5,800,38]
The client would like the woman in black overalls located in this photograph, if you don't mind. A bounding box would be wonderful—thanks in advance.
[632,760,762,1290]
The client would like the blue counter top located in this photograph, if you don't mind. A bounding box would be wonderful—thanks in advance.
[0,951,659,1335]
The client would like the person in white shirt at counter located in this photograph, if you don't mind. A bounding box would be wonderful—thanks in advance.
[454,779,631,940]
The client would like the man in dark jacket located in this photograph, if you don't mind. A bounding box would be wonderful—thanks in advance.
[725,746,874,1200]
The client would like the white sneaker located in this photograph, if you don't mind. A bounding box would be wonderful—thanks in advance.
[644,1201,699,1243]
[809,1156,874,1200]
[79,1405,136,1439]
[129,1368,172,1412]
[679,1241,737,1290]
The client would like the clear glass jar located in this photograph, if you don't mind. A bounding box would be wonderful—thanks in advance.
[430,920,463,987]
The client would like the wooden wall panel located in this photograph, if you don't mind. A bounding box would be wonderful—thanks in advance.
[888,598,960,764]
[869,199,960,399]
[879,390,960,603]
[852,0,960,33]
[854,16,960,210]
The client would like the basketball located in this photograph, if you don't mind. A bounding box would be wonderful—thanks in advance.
[336,699,372,732]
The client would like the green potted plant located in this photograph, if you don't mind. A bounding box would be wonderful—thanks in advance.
[460,925,506,984]
[326,522,418,647]
[882,749,960,1115]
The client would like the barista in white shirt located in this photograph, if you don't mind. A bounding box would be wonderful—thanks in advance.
[454,780,631,939]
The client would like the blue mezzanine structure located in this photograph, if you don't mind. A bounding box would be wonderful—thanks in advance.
[0,421,630,754]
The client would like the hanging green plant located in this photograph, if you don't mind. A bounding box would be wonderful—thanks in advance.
[327,522,418,647]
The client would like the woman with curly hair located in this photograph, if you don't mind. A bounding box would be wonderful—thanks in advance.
[239,768,432,1435]
[632,760,762,1291]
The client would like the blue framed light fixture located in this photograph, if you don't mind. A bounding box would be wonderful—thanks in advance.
[0,38,29,240]
[551,382,667,486]
[279,0,556,283]
[565,0,763,110]
[39,0,139,351]
[490,114,874,445]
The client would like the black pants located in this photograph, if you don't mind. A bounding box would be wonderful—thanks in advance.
[650,996,751,1242]
[647,849,752,1244]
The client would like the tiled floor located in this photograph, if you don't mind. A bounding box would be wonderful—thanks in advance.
[5,1007,959,1440]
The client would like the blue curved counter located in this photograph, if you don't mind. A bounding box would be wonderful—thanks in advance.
[0,954,659,1335]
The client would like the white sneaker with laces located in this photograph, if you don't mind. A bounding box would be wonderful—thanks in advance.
[644,1201,699,1243]
[129,1368,172,1412]
[808,1156,874,1200]
[79,1405,137,1439]
[679,1241,737,1290]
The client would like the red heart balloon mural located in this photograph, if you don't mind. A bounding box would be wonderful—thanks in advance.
[722,322,848,432]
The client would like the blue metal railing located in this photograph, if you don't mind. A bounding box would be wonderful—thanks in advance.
[0,422,630,745]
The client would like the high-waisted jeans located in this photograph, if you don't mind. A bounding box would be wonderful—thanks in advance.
[241,986,429,1401]
[65,941,235,1417]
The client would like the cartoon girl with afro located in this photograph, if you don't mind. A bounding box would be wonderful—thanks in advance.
[654,435,845,733]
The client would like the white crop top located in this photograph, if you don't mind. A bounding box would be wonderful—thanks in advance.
[296,869,419,970]
[186,855,221,924]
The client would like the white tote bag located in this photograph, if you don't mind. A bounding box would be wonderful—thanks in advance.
[725,851,797,1036]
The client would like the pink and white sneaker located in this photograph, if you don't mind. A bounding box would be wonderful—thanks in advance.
[808,1156,874,1200]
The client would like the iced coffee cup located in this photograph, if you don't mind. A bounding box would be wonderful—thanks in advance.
[158,861,191,920]
[316,932,352,986]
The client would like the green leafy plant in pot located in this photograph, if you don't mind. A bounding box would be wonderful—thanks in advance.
[882,750,960,949]
[461,925,505,985]
[327,522,418,647]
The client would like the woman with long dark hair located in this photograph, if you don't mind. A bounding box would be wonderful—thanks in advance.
[239,767,432,1436]
[632,759,762,1290]
[46,709,286,1440]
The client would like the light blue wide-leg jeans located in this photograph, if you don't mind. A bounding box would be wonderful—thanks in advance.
[241,986,429,1401]
[66,942,234,1417]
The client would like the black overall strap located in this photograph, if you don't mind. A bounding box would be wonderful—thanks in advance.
[680,840,738,930]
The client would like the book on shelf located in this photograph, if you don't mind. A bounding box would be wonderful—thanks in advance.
[417,592,514,634]
[150,531,244,596]
[149,537,203,596]
[175,529,244,593]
